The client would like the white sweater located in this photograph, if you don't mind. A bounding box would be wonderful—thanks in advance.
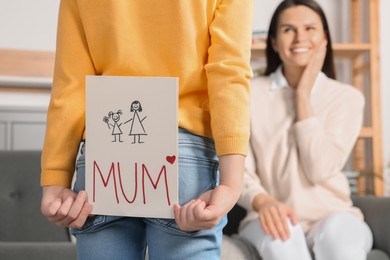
[238,71,364,233]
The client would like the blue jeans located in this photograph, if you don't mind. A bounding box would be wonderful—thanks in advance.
[71,128,226,260]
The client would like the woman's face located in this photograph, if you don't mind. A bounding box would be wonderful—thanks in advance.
[272,5,326,69]
[132,102,140,111]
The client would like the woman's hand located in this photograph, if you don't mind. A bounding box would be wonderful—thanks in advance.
[296,39,328,97]
[253,193,297,241]
[295,40,327,121]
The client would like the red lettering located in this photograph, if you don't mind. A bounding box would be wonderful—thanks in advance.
[118,162,138,203]
[142,164,171,205]
[93,161,119,203]
[92,160,172,207]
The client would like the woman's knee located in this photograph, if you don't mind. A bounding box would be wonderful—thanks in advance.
[241,220,311,260]
[312,212,372,260]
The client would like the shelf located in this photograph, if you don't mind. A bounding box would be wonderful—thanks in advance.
[0,49,55,78]
[359,127,373,138]
[0,49,54,88]
[251,43,371,59]
[0,76,52,88]
[0,91,50,112]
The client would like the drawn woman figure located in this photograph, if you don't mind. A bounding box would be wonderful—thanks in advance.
[103,110,123,142]
[124,100,147,143]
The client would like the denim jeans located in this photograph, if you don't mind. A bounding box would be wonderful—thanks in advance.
[71,128,226,260]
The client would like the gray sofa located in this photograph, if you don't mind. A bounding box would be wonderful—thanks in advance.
[0,151,77,260]
[1,151,389,260]
[221,197,390,260]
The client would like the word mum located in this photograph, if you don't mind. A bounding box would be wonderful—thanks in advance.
[92,160,172,205]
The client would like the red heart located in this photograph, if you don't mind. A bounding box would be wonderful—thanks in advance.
[166,155,176,164]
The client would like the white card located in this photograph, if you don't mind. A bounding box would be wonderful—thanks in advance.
[86,76,178,218]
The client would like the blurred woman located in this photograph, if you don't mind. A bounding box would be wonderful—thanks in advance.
[238,1,373,259]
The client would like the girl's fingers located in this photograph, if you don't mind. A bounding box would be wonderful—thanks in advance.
[43,198,62,218]
[62,190,89,225]
[69,203,93,229]
[191,200,206,220]
[185,199,202,224]
[174,200,193,230]
[49,195,75,224]
[173,204,182,225]
[174,199,216,231]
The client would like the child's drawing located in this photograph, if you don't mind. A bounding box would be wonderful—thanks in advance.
[103,110,124,142]
[124,100,147,143]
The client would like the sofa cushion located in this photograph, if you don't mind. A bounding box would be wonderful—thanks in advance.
[0,151,70,242]
[221,235,390,260]
[221,235,261,260]
[367,249,390,260]
[0,242,77,260]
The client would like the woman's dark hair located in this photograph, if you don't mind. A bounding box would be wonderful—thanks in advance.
[264,0,336,79]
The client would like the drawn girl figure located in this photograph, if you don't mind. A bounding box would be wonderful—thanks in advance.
[124,100,147,143]
[103,110,123,142]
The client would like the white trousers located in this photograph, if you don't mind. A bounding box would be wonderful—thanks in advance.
[239,212,373,260]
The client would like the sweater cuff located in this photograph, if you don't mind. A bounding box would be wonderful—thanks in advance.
[214,137,249,156]
[238,186,268,211]
[41,170,74,188]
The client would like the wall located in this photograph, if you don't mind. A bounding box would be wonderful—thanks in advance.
[252,0,346,41]
[0,0,60,51]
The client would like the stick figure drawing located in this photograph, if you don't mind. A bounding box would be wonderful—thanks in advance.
[124,100,147,144]
[103,110,124,142]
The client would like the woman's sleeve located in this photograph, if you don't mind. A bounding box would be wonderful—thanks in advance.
[205,0,253,156]
[41,0,96,187]
[294,87,365,184]
[238,141,268,211]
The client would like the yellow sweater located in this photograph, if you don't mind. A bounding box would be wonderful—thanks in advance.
[41,0,253,187]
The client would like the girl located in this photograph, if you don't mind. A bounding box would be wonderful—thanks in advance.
[40,0,253,259]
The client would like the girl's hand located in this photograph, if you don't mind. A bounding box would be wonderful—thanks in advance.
[41,186,93,229]
[173,183,239,231]
[253,194,297,241]
[174,154,244,231]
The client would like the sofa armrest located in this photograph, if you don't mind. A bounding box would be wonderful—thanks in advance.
[352,196,390,256]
